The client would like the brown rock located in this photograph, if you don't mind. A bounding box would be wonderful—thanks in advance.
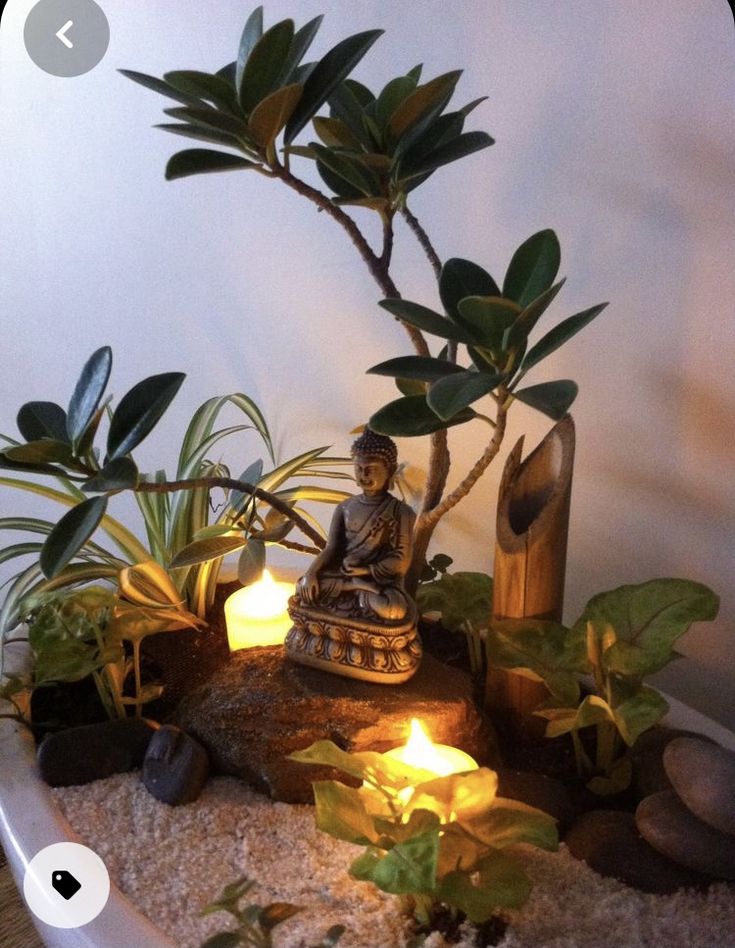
[636,790,735,880]
[37,718,157,787]
[173,648,498,803]
[630,726,716,799]
[566,809,710,893]
[142,725,210,806]
[664,736,735,835]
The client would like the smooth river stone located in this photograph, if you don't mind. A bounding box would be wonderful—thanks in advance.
[565,809,709,893]
[663,736,735,835]
[636,790,735,880]
[630,726,716,799]
[142,725,210,806]
[37,718,157,787]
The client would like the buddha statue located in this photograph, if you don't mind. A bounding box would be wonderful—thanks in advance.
[285,429,422,683]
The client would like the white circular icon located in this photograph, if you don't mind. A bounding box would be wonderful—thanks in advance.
[23,842,110,929]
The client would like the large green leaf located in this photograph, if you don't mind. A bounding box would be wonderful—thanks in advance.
[235,6,264,94]
[612,687,669,746]
[455,296,520,349]
[462,798,558,851]
[169,535,248,569]
[310,143,378,196]
[485,618,585,706]
[379,299,470,343]
[67,346,112,446]
[315,159,363,199]
[375,75,418,129]
[106,372,185,461]
[439,850,532,921]
[40,496,108,579]
[312,115,362,149]
[285,30,384,144]
[312,780,378,845]
[367,356,465,382]
[576,579,719,677]
[416,571,493,633]
[289,739,434,791]
[512,380,578,420]
[248,83,302,149]
[155,123,245,149]
[350,828,440,895]
[439,258,500,324]
[163,71,239,113]
[237,538,266,585]
[370,395,475,437]
[328,79,374,143]
[503,230,561,308]
[163,105,249,140]
[521,302,608,376]
[3,440,74,466]
[165,149,259,181]
[279,14,324,83]
[400,130,493,180]
[118,69,205,108]
[17,401,68,442]
[239,19,295,115]
[82,458,140,493]
[427,370,502,420]
[388,71,460,143]
[503,279,566,353]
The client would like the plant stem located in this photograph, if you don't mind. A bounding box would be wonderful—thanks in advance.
[402,206,442,279]
[133,478,326,550]
[596,720,621,774]
[132,639,142,718]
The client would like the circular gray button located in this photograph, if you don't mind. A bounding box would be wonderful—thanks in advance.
[24,0,110,78]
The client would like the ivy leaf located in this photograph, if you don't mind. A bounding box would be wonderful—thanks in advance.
[512,380,578,420]
[370,395,475,437]
[427,370,503,420]
[106,372,185,461]
[503,230,561,309]
[520,302,608,376]
[67,346,112,447]
[40,496,108,578]
[165,149,259,181]
[440,258,500,324]
[17,401,68,442]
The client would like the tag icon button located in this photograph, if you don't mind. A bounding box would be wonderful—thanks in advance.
[51,869,82,900]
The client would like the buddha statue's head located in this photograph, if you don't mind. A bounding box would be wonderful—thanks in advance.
[350,429,398,497]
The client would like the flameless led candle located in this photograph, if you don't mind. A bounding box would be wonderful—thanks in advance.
[224,569,293,651]
[385,718,478,777]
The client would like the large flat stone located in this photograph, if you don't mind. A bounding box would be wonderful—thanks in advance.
[173,648,499,803]
[664,736,735,835]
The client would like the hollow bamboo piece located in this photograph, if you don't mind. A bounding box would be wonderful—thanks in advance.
[485,415,575,735]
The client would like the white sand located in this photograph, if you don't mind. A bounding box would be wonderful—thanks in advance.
[53,774,735,948]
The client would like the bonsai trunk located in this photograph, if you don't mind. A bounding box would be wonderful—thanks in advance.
[485,415,575,736]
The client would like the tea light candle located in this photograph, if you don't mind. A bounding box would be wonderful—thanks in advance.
[224,569,293,650]
[385,718,478,777]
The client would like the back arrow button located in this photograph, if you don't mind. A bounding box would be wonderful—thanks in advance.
[56,20,74,49]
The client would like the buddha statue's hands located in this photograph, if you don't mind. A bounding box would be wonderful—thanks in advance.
[341,555,370,577]
[298,568,320,604]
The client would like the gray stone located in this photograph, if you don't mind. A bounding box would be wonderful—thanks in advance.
[495,768,574,834]
[37,718,157,787]
[636,790,735,880]
[630,727,716,799]
[142,725,210,806]
[566,809,710,893]
[664,736,735,835]
[173,649,498,803]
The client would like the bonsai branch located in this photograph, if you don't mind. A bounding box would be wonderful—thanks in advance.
[402,206,442,279]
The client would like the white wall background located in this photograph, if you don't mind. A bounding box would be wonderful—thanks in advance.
[1,1,733,726]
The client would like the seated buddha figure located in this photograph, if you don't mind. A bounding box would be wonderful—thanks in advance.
[286,429,421,683]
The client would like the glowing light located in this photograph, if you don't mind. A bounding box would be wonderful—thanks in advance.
[385,718,478,777]
[224,569,293,650]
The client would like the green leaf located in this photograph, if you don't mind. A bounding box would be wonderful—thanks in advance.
[237,538,266,585]
[586,756,633,795]
[107,372,185,461]
[165,149,259,181]
[439,258,500,324]
[315,160,363,199]
[280,15,324,83]
[503,279,567,353]
[455,296,521,349]
[367,356,465,382]
[82,457,139,493]
[163,105,249,140]
[312,116,362,149]
[578,579,719,677]
[439,850,532,921]
[328,80,374,143]
[163,71,239,113]
[170,535,247,569]
[155,124,244,149]
[248,83,303,149]
[521,302,608,376]
[3,440,73,466]
[67,346,112,447]
[416,571,492,633]
[407,769,499,824]
[612,687,669,746]
[463,797,558,851]
[17,401,68,442]
[289,739,434,792]
[512,380,578,420]
[239,19,295,115]
[285,30,384,145]
[235,6,264,94]
[118,69,205,107]
[40,496,108,579]
[379,299,470,343]
[400,130,493,180]
[503,230,561,308]
[258,903,302,931]
[312,781,378,845]
[427,370,503,420]
[351,828,440,895]
[484,618,585,706]
[370,395,475,437]
[388,71,461,143]
[310,143,378,196]
[375,75,417,129]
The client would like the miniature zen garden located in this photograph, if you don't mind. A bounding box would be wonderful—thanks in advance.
[1,6,734,948]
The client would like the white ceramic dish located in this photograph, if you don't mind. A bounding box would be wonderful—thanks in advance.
[1,639,733,948]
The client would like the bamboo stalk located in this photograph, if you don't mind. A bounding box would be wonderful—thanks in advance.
[485,415,575,735]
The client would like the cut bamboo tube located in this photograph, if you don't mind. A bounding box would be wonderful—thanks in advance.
[485,415,575,734]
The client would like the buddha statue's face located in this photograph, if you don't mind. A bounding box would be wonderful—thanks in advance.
[353,453,393,497]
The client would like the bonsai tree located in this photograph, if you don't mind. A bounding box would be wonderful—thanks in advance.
[120,5,608,589]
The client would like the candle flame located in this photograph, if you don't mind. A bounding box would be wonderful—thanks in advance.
[237,568,291,619]
[400,718,471,777]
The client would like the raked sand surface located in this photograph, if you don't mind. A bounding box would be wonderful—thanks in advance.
[53,773,735,948]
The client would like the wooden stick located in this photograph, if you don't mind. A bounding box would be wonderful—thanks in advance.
[485,415,575,735]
